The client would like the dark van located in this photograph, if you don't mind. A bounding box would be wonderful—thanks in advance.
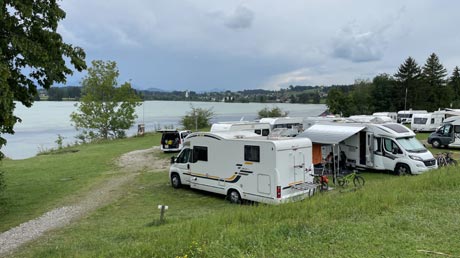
[159,130,191,152]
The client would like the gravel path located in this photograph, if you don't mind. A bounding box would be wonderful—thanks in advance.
[0,147,168,256]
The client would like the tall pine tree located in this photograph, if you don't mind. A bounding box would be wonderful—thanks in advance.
[448,66,460,108]
[394,57,422,110]
[422,53,448,110]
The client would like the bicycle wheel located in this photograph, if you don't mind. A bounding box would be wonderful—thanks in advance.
[337,176,346,187]
[353,176,365,187]
[450,159,458,166]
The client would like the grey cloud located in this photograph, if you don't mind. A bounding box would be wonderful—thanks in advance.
[332,24,385,63]
[224,6,255,29]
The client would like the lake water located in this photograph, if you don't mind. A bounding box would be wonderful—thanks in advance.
[2,101,326,160]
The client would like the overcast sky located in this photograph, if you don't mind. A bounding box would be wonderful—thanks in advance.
[58,0,460,91]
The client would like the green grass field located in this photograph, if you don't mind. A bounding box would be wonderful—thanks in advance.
[2,133,460,257]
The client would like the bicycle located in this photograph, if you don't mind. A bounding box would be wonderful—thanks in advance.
[310,173,329,192]
[444,152,458,166]
[336,170,365,188]
[436,152,457,167]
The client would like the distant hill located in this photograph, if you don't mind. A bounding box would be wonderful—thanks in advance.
[144,87,168,92]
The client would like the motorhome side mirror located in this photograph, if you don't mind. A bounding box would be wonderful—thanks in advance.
[392,147,399,155]
[170,156,176,164]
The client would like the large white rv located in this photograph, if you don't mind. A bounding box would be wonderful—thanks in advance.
[210,121,271,136]
[397,110,427,124]
[411,113,441,132]
[297,122,437,175]
[259,117,304,136]
[169,131,316,204]
[411,110,460,132]
[372,112,397,122]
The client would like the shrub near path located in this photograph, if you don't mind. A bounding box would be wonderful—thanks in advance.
[0,140,168,256]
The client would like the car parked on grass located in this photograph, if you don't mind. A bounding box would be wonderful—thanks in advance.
[159,129,191,152]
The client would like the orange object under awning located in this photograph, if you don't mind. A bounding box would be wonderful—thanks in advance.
[312,144,322,165]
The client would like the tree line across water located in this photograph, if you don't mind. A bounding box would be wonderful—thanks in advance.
[326,53,460,117]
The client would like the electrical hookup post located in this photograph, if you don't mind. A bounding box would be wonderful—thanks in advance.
[158,205,168,224]
[138,124,145,136]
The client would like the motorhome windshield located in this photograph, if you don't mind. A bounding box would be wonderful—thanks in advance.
[396,137,426,153]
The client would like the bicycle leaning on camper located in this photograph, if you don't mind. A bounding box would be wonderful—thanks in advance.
[336,170,365,188]
[435,152,458,167]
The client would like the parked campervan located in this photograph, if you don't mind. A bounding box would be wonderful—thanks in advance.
[169,131,316,204]
[411,113,442,132]
[372,112,397,122]
[412,110,460,132]
[259,117,304,136]
[159,129,192,152]
[297,122,437,175]
[427,118,460,148]
[210,121,271,136]
[397,110,427,124]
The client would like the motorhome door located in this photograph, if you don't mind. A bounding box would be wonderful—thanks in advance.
[366,133,374,167]
[174,148,192,184]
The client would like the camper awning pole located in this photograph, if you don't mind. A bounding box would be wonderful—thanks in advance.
[333,144,336,184]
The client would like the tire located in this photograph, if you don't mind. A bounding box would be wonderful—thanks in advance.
[171,173,182,188]
[431,139,441,148]
[320,181,329,192]
[228,189,242,204]
[395,164,411,176]
[353,176,365,187]
[449,159,458,166]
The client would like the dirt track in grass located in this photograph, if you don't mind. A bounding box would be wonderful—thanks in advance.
[0,147,169,257]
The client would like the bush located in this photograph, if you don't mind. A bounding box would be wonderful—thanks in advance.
[181,105,215,130]
[257,106,288,118]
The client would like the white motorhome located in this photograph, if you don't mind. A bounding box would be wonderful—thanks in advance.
[372,112,397,122]
[427,119,460,148]
[297,122,437,175]
[411,113,442,132]
[169,131,316,204]
[411,110,460,132]
[397,110,427,124]
[210,121,271,136]
[259,117,304,136]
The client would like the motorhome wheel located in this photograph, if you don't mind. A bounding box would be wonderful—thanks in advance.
[395,164,411,176]
[228,190,242,204]
[431,139,441,148]
[171,173,182,188]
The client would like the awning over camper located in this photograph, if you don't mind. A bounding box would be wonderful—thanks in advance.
[297,124,366,144]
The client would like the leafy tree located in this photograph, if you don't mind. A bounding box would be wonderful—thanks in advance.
[257,106,288,118]
[349,80,374,115]
[70,60,141,141]
[394,57,422,110]
[422,53,448,110]
[180,105,215,130]
[449,66,460,108]
[0,0,86,159]
[371,73,398,112]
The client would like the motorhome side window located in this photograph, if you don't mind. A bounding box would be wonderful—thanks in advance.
[262,129,270,136]
[176,148,191,163]
[442,125,452,135]
[455,125,460,133]
[192,146,208,162]
[383,138,401,154]
[244,145,260,162]
[374,137,382,153]
[254,129,261,135]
